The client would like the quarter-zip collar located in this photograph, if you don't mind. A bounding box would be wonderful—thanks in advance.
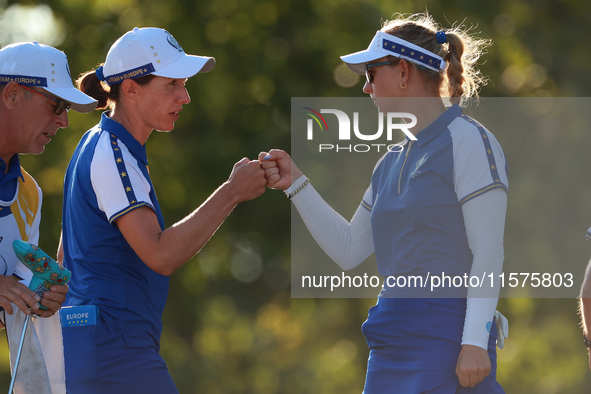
[413,104,462,148]
[98,111,149,166]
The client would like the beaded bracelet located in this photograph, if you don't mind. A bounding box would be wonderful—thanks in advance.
[286,179,310,199]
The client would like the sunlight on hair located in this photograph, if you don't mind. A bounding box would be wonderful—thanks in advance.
[380,12,492,106]
[0,4,66,47]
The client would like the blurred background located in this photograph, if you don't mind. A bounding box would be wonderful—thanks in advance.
[1,0,591,392]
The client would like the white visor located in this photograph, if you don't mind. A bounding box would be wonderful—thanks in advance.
[340,31,447,74]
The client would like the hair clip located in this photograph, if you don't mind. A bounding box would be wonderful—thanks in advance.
[95,66,106,82]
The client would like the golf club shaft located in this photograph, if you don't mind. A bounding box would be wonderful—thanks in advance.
[8,314,30,394]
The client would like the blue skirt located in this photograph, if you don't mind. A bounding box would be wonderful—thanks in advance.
[361,298,504,394]
[62,321,178,393]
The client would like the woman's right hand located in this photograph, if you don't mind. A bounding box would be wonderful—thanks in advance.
[226,157,267,203]
[455,344,491,387]
[258,149,303,191]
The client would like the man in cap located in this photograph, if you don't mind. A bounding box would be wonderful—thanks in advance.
[0,41,97,393]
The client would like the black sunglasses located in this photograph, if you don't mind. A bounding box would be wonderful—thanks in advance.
[365,60,399,84]
[365,59,427,84]
[20,85,71,115]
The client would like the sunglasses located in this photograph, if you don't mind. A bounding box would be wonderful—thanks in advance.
[20,85,71,115]
[365,59,428,84]
[365,60,399,84]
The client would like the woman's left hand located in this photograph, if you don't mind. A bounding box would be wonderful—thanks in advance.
[455,344,491,387]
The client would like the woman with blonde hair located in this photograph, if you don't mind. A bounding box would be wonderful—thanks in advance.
[261,13,506,393]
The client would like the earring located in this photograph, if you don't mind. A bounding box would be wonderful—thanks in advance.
[400,81,407,90]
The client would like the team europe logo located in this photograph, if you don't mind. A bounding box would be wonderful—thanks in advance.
[410,153,428,178]
[165,31,184,52]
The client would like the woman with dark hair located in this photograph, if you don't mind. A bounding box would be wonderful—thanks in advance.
[261,13,507,393]
[60,27,266,393]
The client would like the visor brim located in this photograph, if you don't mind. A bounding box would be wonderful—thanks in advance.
[340,49,388,75]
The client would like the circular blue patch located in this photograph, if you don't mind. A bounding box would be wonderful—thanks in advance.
[486,321,492,333]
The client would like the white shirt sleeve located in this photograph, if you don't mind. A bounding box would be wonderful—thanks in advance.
[451,117,508,206]
[288,176,375,270]
[90,132,154,223]
[461,188,507,349]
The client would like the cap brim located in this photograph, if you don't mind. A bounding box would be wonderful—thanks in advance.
[340,49,387,75]
[44,86,98,113]
[153,54,215,79]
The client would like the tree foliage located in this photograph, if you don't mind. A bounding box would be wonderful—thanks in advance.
[1,0,591,392]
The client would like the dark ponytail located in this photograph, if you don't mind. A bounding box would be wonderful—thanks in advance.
[76,64,156,110]
[76,64,119,110]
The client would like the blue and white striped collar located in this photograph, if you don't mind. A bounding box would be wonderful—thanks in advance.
[413,104,462,147]
[98,111,149,166]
